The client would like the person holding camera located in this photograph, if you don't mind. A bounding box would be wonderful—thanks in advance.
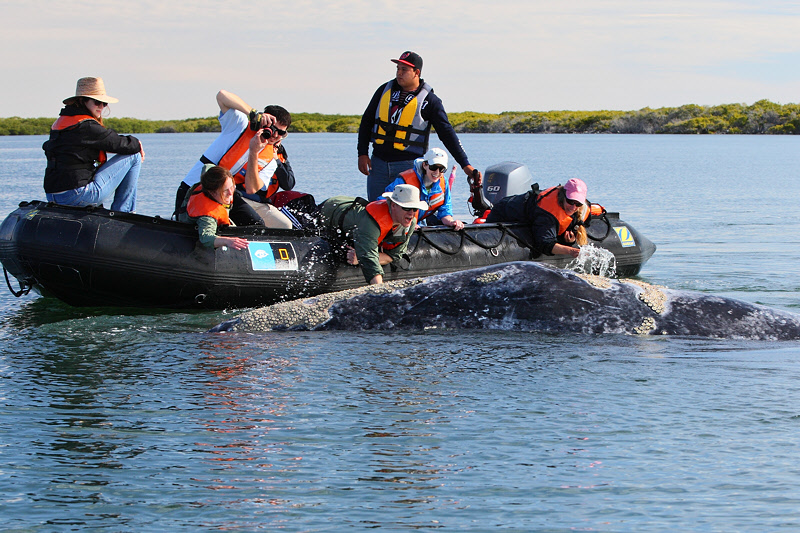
[239,114,294,204]
[174,90,294,228]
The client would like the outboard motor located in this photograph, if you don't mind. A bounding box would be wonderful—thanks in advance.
[482,162,535,204]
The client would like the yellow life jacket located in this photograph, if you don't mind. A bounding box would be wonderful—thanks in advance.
[372,80,432,155]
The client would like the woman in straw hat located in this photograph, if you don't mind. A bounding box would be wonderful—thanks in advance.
[316,183,428,284]
[43,77,145,212]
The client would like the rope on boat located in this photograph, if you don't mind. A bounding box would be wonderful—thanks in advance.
[415,227,467,255]
[411,224,530,257]
[4,267,32,298]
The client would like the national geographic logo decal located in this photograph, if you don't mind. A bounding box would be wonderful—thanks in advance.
[247,242,298,271]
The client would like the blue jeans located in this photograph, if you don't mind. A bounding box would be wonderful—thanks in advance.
[46,152,141,212]
[366,155,415,202]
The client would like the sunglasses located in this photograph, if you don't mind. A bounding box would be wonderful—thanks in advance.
[399,206,417,212]
[566,199,583,207]
[90,99,108,108]
[260,126,288,141]
[428,164,446,173]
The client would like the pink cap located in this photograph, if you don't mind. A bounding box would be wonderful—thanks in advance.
[564,178,587,205]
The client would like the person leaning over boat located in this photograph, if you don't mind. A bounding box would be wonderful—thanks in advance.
[317,184,428,284]
[178,165,250,250]
[357,51,481,202]
[174,90,294,228]
[485,178,590,258]
[385,147,465,231]
[43,77,144,213]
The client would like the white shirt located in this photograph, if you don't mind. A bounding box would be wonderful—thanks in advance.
[182,108,275,191]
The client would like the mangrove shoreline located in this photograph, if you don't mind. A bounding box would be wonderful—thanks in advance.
[2,100,798,136]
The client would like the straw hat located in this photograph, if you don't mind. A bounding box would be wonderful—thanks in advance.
[382,184,429,210]
[63,77,119,105]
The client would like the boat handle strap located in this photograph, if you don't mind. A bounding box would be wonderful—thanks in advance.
[4,266,32,298]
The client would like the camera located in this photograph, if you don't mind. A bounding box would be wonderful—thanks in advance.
[260,126,275,140]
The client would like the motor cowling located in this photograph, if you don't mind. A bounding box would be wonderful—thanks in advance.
[482,162,535,205]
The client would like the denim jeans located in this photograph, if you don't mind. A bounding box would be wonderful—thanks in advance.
[366,155,415,202]
[46,152,141,212]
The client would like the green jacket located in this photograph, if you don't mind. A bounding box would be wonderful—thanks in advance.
[320,196,414,282]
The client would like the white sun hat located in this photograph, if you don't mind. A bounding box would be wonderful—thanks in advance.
[382,184,429,210]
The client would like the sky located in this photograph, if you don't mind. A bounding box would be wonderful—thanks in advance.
[2,0,799,120]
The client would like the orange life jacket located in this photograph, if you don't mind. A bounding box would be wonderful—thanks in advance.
[229,143,284,199]
[262,147,287,198]
[186,185,232,226]
[536,186,589,235]
[365,199,411,251]
[51,115,108,166]
[398,168,445,220]
[203,127,276,187]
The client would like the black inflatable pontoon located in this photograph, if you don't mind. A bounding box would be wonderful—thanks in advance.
[0,163,656,310]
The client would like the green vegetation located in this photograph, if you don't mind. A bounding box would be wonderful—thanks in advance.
[447,100,800,134]
[291,113,361,133]
[2,100,798,135]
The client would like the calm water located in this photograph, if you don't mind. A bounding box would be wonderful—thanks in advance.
[1,133,800,531]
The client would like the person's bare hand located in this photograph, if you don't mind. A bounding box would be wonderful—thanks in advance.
[346,246,358,265]
[358,155,371,176]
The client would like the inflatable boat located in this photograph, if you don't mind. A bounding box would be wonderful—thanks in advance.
[0,163,656,310]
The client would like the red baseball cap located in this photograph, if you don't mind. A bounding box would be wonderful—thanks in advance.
[391,51,423,71]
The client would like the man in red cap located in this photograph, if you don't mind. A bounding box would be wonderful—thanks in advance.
[357,51,480,201]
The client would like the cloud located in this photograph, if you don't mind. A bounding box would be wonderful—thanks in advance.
[1,0,798,118]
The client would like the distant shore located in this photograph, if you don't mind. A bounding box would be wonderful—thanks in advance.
[2,100,797,135]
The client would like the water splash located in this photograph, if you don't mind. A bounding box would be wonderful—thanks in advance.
[567,244,617,278]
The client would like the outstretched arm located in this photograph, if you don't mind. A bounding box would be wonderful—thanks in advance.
[551,242,580,258]
[216,90,252,115]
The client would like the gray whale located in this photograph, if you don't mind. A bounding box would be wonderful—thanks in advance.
[210,262,800,340]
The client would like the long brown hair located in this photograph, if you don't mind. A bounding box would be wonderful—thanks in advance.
[70,98,104,126]
[575,206,588,246]
[201,165,232,194]
[558,187,588,245]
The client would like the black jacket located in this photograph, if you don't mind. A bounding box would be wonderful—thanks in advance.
[485,188,576,257]
[43,105,141,193]
[357,79,470,168]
